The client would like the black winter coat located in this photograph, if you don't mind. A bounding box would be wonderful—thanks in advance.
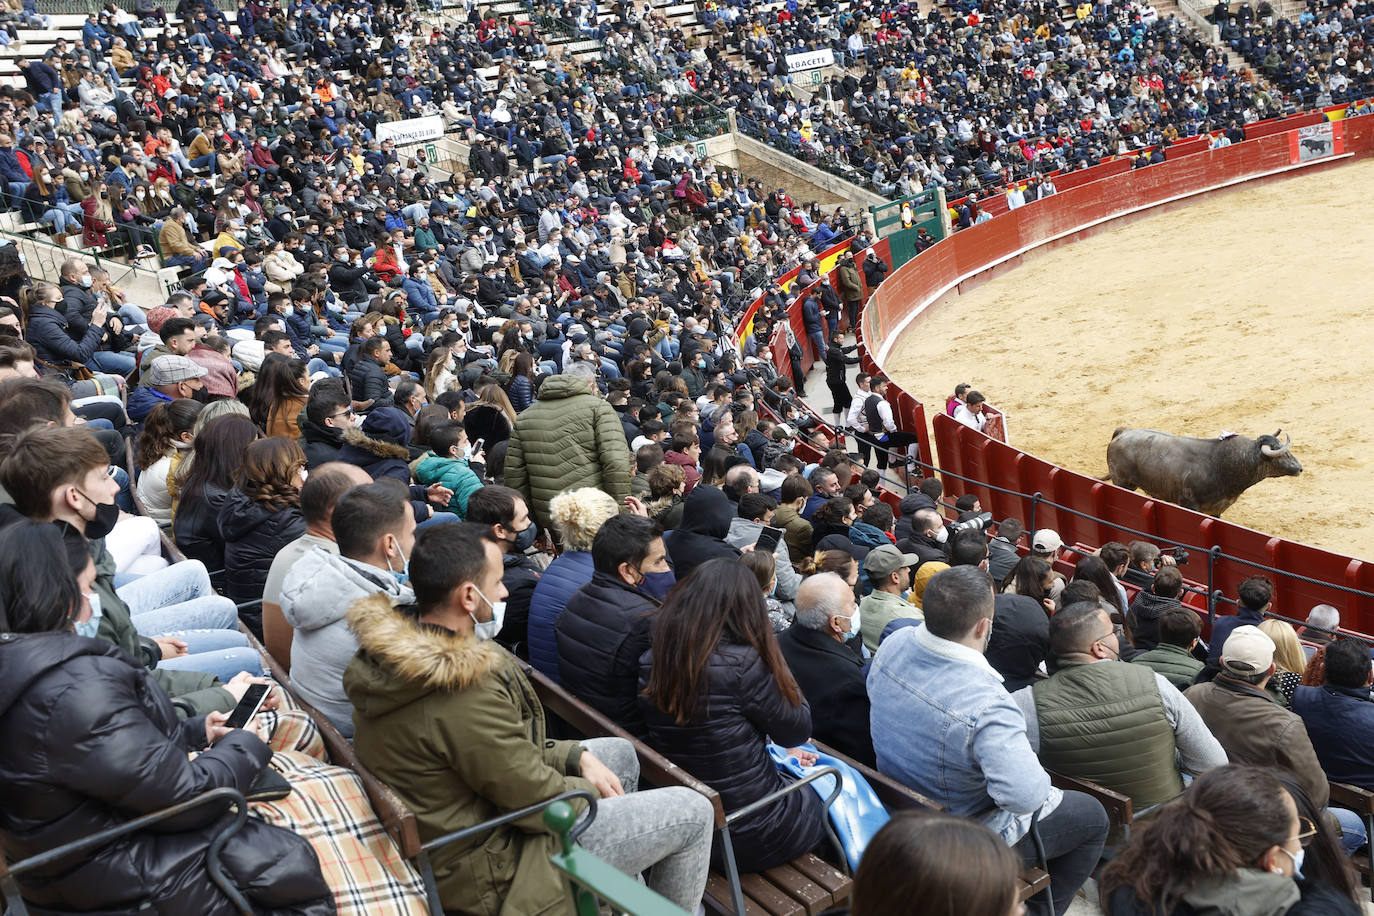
[1126,591,1183,652]
[59,282,100,339]
[216,488,305,638]
[26,302,105,372]
[301,415,344,469]
[556,571,657,737]
[348,355,393,409]
[777,624,874,766]
[824,345,859,387]
[498,550,540,660]
[0,631,333,915]
[334,429,432,525]
[986,593,1051,692]
[665,486,741,580]
[173,482,232,591]
[638,638,824,873]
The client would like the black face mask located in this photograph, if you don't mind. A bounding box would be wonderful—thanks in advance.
[77,490,120,540]
[191,386,212,404]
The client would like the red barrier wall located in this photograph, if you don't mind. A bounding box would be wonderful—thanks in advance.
[862,114,1374,632]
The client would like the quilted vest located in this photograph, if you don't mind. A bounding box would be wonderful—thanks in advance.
[1032,660,1183,808]
[1132,643,1204,692]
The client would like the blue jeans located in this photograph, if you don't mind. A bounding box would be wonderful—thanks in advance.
[807,330,827,362]
[307,357,341,378]
[117,560,239,631]
[1331,806,1368,856]
[88,349,136,376]
[154,628,264,680]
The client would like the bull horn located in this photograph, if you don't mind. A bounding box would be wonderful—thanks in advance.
[1261,433,1291,458]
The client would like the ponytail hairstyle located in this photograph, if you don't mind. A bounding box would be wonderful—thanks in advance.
[797,548,856,581]
[1099,765,1294,914]
[18,281,59,326]
[135,398,203,470]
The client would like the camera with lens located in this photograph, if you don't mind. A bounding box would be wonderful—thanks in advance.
[1163,546,1189,566]
[950,512,994,534]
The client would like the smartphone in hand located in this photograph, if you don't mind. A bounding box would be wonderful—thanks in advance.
[224,683,272,730]
[755,525,784,554]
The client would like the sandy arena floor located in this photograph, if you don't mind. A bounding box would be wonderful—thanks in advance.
[883,156,1374,559]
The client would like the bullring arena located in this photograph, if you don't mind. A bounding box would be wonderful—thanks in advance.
[884,156,1374,560]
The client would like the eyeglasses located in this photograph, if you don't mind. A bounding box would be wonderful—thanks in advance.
[104,465,118,479]
[329,408,355,421]
[1292,817,1318,848]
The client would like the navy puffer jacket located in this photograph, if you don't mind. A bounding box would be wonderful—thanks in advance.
[0,631,333,915]
[556,570,658,737]
[638,638,824,873]
[527,549,594,682]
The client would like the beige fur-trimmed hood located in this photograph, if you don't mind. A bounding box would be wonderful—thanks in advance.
[343,593,505,718]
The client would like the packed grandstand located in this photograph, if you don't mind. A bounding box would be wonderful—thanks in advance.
[0,0,1370,913]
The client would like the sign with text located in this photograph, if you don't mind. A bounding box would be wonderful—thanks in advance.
[376,115,445,146]
[786,49,834,72]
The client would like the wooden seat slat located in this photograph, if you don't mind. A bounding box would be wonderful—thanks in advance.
[761,863,832,915]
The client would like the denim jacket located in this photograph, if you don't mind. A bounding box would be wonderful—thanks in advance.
[868,624,1061,844]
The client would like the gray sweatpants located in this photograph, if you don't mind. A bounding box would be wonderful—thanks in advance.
[576,736,714,912]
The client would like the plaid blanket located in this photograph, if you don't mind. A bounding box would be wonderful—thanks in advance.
[250,750,428,916]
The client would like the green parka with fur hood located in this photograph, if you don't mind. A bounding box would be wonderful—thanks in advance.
[342,593,594,915]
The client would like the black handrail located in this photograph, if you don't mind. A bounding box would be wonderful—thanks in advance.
[0,786,254,915]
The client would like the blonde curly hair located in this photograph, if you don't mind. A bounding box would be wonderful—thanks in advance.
[549,487,620,551]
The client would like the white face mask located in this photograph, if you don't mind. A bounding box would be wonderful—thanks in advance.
[470,585,506,641]
[933,526,949,544]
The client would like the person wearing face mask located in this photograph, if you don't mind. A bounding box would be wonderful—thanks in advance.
[279,479,415,738]
[413,421,484,520]
[779,571,875,766]
[0,426,259,717]
[896,507,952,566]
[127,354,211,427]
[0,520,339,916]
[556,514,668,738]
[464,485,541,658]
[1011,603,1227,814]
[1101,765,1363,916]
[870,566,1110,916]
[345,522,715,916]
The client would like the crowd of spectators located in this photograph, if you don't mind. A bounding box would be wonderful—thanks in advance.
[0,0,1370,912]
[561,0,1299,206]
[1218,0,1374,108]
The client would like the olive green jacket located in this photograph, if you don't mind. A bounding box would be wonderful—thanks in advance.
[344,593,593,916]
[505,374,631,531]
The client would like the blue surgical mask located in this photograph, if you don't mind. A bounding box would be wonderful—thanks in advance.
[74,591,102,638]
[386,538,410,586]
